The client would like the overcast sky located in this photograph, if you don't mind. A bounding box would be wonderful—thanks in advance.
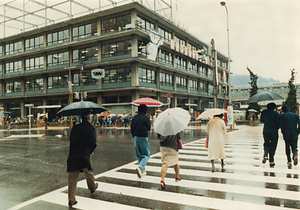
[174,0,300,83]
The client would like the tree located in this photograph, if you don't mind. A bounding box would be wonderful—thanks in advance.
[284,69,297,113]
[247,66,258,97]
[246,67,260,119]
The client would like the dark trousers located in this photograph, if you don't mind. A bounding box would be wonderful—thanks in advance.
[284,138,298,162]
[263,132,278,162]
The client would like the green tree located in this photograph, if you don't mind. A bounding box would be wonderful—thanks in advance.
[284,69,297,113]
[247,67,261,119]
[247,66,258,97]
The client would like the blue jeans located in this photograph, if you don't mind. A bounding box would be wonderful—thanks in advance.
[134,136,150,173]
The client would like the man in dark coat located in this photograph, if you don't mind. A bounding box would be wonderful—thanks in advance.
[67,110,98,207]
[260,102,280,167]
[131,104,151,178]
[279,105,300,169]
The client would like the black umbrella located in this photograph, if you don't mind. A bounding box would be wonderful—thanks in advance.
[56,101,107,116]
[248,91,284,103]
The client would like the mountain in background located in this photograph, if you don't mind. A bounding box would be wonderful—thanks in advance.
[230,74,281,87]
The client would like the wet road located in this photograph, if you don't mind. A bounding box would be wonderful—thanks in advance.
[0,126,205,210]
[1,125,300,209]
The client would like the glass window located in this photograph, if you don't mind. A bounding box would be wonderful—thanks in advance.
[160,72,173,86]
[136,16,154,32]
[72,23,97,40]
[139,67,155,84]
[47,29,69,46]
[25,56,44,70]
[5,61,22,74]
[176,76,187,89]
[5,81,21,93]
[73,46,98,63]
[47,51,69,67]
[25,35,44,51]
[101,40,131,58]
[103,68,131,84]
[5,41,22,55]
[25,78,43,91]
[48,74,68,89]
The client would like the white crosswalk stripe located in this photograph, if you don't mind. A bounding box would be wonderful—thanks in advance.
[9,126,300,209]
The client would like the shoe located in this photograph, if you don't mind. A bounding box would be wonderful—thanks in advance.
[68,201,78,207]
[262,157,268,164]
[212,167,216,173]
[141,171,147,177]
[287,162,292,169]
[136,167,142,178]
[221,162,226,169]
[175,177,181,182]
[160,180,166,189]
[269,162,275,168]
[90,183,98,193]
[294,157,298,166]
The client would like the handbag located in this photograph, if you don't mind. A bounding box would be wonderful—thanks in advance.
[177,134,183,149]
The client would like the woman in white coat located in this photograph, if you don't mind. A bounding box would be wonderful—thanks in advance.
[206,114,226,172]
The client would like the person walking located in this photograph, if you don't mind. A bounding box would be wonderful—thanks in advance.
[67,110,98,207]
[260,102,280,167]
[206,114,227,172]
[131,104,151,178]
[279,105,300,169]
[44,116,48,130]
[158,133,181,190]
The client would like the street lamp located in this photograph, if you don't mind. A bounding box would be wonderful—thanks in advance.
[220,1,231,104]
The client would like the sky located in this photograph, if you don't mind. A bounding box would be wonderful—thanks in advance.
[174,0,300,83]
[1,0,299,83]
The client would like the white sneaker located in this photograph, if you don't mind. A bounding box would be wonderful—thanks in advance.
[136,167,142,178]
[141,172,147,177]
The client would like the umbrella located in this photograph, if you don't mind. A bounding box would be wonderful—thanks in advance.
[130,97,165,108]
[248,109,258,112]
[4,111,12,115]
[248,91,283,103]
[196,108,227,120]
[153,107,190,136]
[56,101,107,116]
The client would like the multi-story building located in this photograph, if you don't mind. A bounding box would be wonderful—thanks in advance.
[0,1,229,120]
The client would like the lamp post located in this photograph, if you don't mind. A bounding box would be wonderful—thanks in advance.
[220,1,231,104]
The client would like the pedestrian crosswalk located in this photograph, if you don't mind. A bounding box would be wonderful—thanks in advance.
[9,126,300,209]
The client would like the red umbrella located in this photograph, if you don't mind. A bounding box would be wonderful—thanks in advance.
[130,97,165,108]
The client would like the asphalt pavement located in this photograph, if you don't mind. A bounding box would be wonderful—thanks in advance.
[1,124,300,209]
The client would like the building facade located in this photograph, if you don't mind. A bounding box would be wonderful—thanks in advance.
[0,2,229,120]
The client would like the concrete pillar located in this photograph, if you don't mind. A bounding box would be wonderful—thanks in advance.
[43,75,47,94]
[97,93,102,105]
[20,100,25,118]
[131,62,139,87]
[131,35,138,58]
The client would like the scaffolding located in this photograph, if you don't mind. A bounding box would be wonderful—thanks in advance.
[0,0,173,38]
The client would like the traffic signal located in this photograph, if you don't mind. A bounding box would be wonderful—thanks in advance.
[84,92,88,99]
[222,85,227,94]
[196,49,206,60]
[73,92,80,100]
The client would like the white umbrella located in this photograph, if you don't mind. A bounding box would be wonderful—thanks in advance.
[196,108,227,120]
[153,107,190,136]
